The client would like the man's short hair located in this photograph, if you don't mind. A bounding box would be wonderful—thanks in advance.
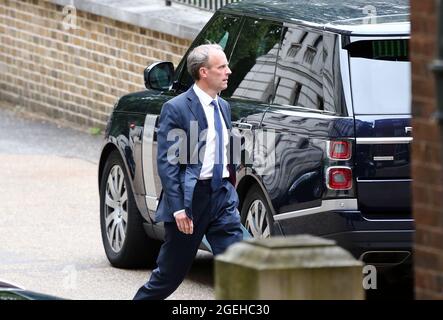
[187,44,224,81]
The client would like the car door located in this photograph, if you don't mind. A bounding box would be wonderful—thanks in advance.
[259,25,355,235]
[171,15,283,185]
[220,17,283,176]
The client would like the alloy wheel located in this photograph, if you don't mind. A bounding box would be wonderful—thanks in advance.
[245,199,270,238]
[104,165,128,253]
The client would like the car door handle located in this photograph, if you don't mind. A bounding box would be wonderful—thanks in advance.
[232,121,253,131]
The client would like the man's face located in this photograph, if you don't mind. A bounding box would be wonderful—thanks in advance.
[201,49,232,93]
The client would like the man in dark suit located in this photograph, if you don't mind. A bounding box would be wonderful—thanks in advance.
[134,44,243,300]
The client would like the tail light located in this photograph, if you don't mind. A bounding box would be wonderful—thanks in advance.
[328,141,351,160]
[326,167,352,190]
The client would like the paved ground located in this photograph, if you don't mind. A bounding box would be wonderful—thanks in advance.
[0,105,214,300]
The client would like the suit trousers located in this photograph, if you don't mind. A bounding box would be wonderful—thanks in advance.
[133,179,243,300]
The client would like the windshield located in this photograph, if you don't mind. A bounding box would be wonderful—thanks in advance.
[347,39,411,115]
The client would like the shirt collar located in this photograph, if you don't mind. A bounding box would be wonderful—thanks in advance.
[193,83,218,107]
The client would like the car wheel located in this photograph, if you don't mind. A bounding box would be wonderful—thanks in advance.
[240,185,274,238]
[100,150,160,268]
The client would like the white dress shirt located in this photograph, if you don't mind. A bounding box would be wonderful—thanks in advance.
[173,84,230,218]
[193,84,230,180]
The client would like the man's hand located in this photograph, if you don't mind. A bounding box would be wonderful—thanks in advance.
[174,210,194,234]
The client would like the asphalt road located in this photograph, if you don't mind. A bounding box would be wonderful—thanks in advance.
[0,106,214,300]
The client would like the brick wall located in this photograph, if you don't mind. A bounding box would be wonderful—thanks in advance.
[411,0,443,299]
[0,0,192,129]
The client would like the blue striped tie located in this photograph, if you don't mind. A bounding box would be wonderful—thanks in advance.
[210,99,224,191]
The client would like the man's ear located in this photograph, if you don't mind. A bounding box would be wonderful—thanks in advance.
[199,67,207,79]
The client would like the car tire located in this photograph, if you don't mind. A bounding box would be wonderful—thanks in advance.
[240,185,274,238]
[100,151,160,268]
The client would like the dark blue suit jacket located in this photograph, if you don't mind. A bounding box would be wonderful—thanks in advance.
[155,87,236,223]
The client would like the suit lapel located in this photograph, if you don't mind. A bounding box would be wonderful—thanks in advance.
[186,87,208,131]
[185,87,207,171]
[186,87,231,130]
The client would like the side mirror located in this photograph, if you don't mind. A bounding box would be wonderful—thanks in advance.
[144,62,174,90]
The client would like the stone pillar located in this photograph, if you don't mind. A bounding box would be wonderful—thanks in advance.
[215,235,364,299]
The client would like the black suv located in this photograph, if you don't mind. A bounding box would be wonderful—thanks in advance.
[98,0,413,275]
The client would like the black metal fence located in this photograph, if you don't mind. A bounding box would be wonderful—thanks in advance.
[166,0,240,12]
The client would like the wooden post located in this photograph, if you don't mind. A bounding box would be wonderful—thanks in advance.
[215,235,364,299]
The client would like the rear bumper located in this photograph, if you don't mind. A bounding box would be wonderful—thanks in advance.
[275,209,414,266]
[325,229,413,266]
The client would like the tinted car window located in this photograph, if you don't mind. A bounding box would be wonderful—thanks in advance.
[223,18,282,103]
[347,39,409,61]
[347,39,411,115]
[274,26,328,112]
[178,13,241,90]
